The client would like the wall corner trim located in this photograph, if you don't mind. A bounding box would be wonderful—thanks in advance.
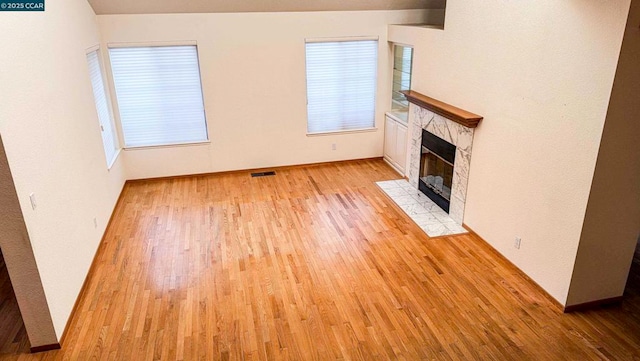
[462,223,565,312]
[30,343,61,353]
[563,296,624,313]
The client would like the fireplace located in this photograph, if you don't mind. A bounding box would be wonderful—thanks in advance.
[419,129,455,213]
[403,91,482,225]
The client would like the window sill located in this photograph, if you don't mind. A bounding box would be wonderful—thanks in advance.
[106,148,122,170]
[306,127,378,137]
[124,141,211,150]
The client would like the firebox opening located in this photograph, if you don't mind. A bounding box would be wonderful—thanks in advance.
[419,130,455,213]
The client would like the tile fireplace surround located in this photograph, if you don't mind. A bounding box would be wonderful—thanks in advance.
[377,179,468,237]
[408,105,472,224]
[403,91,483,226]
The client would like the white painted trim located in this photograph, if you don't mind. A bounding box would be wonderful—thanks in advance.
[383,157,404,177]
[306,127,378,136]
[305,36,379,43]
[107,40,197,48]
[123,140,211,150]
[106,148,122,170]
[85,44,99,54]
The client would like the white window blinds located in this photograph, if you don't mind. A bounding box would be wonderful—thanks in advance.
[305,39,378,134]
[86,49,119,167]
[109,45,208,148]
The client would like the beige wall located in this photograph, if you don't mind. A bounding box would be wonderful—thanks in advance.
[567,0,640,306]
[97,10,442,179]
[0,0,126,337]
[389,0,631,304]
[0,136,57,348]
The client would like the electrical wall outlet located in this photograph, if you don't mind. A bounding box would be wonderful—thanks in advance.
[514,237,522,249]
[93,217,98,228]
[332,143,337,150]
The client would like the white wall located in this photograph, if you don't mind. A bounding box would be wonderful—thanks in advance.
[389,0,631,304]
[0,136,57,348]
[0,0,126,337]
[567,0,640,306]
[97,10,442,179]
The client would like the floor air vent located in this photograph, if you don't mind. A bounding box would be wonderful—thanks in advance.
[251,171,276,177]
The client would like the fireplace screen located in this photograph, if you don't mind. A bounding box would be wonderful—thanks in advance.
[419,130,456,213]
[420,151,453,201]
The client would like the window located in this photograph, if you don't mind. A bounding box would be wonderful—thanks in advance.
[109,45,208,148]
[305,39,378,134]
[391,45,413,110]
[86,49,119,167]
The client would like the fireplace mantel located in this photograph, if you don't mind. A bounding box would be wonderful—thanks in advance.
[401,90,483,128]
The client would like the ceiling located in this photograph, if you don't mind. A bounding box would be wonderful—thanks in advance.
[87,0,446,15]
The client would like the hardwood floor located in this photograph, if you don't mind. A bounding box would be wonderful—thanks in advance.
[0,250,30,355]
[2,158,640,360]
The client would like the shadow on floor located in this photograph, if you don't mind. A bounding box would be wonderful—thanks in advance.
[0,249,30,354]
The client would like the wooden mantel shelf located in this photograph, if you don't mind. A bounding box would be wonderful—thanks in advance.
[401,90,483,128]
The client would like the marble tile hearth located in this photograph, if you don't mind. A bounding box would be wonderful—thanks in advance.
[377,179,468,237]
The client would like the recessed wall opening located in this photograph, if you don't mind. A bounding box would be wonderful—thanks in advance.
[391,44,413,111]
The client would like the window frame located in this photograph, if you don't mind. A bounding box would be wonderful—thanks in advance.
[304,37,380,136]
[107,41,210,149]
[85,45,121,169]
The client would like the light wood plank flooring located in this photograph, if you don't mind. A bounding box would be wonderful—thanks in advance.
[2,159,640,360]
